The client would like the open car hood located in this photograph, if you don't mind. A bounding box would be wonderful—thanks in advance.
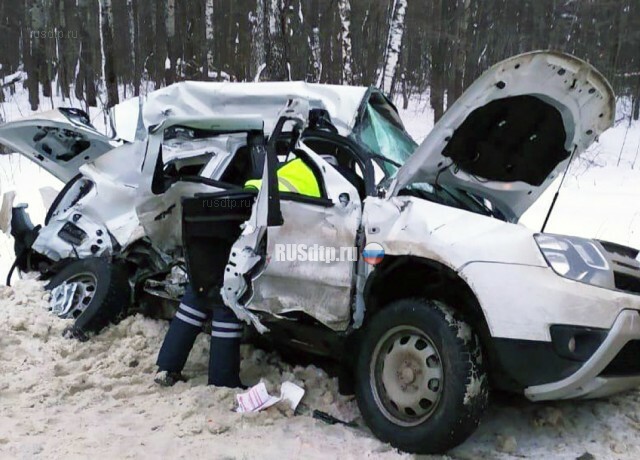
[0,108,116,182]
[389,51,615,221]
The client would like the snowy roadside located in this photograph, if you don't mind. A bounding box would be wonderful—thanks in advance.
[0,280,404,460]
[1,280,639,459]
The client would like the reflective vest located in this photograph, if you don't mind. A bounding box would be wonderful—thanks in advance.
[244,158,321,198]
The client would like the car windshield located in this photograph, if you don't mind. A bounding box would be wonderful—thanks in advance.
[357,102,418,177]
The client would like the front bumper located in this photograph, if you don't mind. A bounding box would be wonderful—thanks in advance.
[525,309,640,401]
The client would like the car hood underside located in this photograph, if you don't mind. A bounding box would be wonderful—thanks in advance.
[390,51,616,221]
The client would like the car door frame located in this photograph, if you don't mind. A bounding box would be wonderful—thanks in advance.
[221,111,376,332]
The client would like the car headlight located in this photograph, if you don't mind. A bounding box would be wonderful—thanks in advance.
[534,233,614,289]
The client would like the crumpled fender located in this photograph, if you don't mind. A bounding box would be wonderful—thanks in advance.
[362,196,547,271]
[32,207,112,261]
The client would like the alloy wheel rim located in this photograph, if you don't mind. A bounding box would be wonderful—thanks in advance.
[51,272,98,319]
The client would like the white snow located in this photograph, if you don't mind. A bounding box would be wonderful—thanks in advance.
[1,84,640,458]
[0,280,404,459]
[2,279,640,459]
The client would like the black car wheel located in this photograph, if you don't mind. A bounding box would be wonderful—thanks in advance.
[355,298,489,454]
[46,257,131,339]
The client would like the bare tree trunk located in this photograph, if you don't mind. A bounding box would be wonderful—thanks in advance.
[306,0,321,82]
[204,0,214,77]
[59,0,78,100]
[249,0,265,79]
[431,0,446,122]
[131,0,140,95]
[263,0,287,81]
[25,0,40,110]
[337,0,353,84]
[101,0,119,107]
[85,0,98,107]
[377,0,407,97]
[452,0,471,102]
[164,0,175,84]
[633,76,640,121]
[36,0,52,100]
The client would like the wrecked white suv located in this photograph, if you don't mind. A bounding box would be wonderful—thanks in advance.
[180,52,640,453]
[0,81,417,337]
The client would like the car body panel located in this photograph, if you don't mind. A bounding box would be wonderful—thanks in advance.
[142,81,369,136]
[361,196,549,271]
[0,109,117,182]
[459,262,640,342]
[220,122,363,331]
[242,144,363,331]
[390,51,615,221]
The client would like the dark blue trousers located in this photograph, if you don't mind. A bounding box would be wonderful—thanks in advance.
[156,285,243,387]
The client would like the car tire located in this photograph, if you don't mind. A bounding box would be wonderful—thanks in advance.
[45,257,131,339]
[355,298,489,454]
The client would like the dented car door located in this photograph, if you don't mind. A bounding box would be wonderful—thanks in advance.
[222,138,362,332]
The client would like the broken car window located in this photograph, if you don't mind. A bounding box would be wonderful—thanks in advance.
[358,103,417,177]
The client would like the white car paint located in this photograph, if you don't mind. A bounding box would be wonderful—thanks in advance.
[142,81,369,136]
[0,109,117,183]
[390,51,615,221]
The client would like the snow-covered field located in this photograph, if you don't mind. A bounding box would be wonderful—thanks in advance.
[1,86,640,459]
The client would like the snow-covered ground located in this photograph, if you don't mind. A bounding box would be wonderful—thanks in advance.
[1,86,640,458]
[2,280,639,459]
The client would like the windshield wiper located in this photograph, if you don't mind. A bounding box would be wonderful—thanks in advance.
[437,185,494,218]
[371,153,402,169]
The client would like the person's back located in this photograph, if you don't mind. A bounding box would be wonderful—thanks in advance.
[244,157,321,197]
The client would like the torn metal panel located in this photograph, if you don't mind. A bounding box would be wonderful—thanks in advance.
[224,145,362,332]
[352,225,368,329]
[248,196,360,331]
[143,81,368,137]
[32,209,113,260]
[47,156,146,250]
[221,146,276,332]
[136,181,221,253]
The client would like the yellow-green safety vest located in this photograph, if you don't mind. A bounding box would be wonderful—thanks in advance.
[244,158,321,198]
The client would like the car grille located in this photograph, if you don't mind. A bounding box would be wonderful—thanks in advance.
[598,240,640,296]
[600,340,640,376]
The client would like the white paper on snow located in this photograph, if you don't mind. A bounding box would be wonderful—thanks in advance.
[236,381,305,413]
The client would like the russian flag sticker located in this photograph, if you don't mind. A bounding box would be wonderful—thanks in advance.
[363,242,385,265]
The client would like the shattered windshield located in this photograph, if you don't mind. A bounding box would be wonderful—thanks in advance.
[358,102,418,177]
